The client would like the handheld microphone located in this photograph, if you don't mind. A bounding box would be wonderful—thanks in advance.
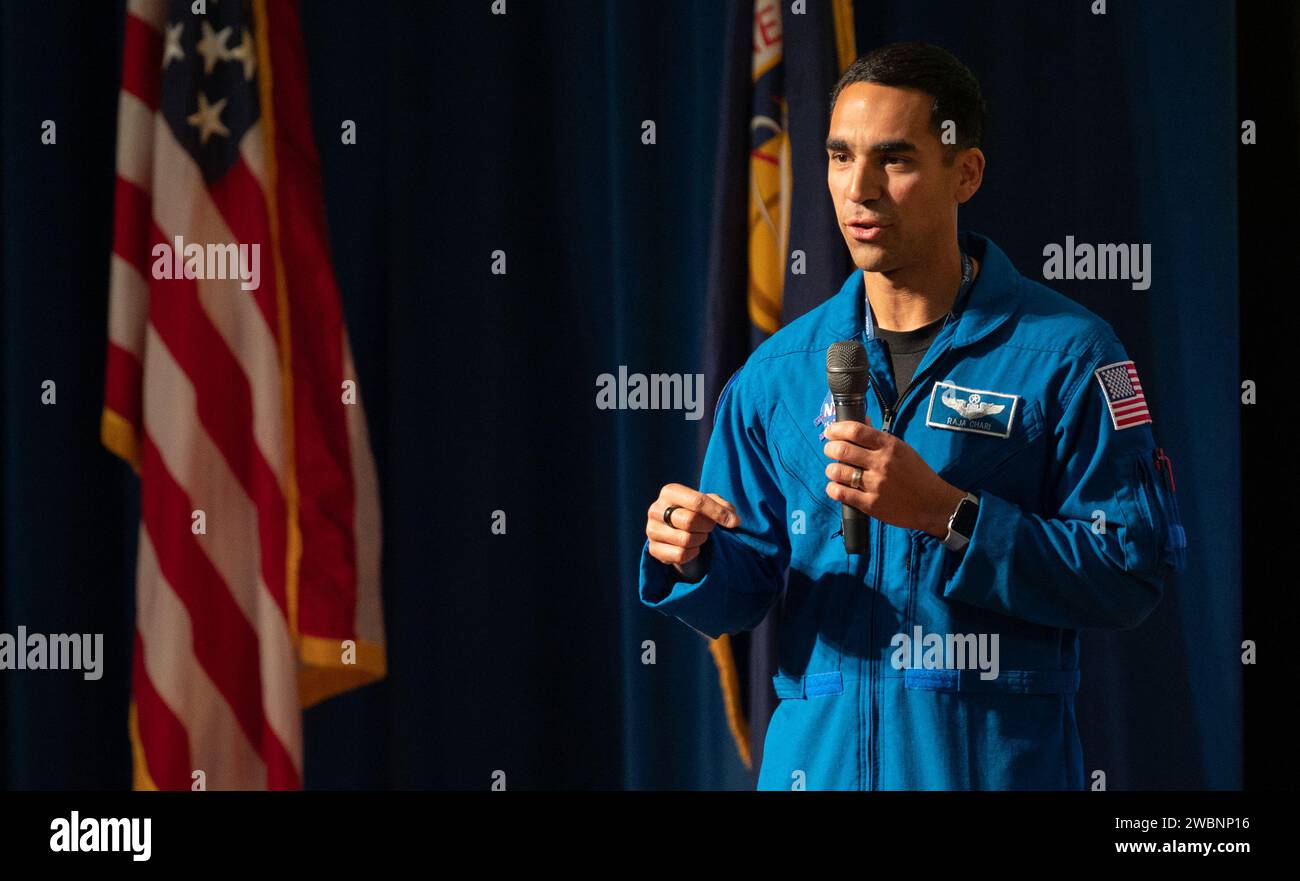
[826,341,870,554]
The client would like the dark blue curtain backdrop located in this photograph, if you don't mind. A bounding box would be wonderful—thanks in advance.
[1,0,1239,790]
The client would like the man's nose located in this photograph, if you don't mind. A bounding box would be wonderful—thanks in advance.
[845,159,882,204]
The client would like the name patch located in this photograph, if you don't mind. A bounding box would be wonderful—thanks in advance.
[926,381,1019,438]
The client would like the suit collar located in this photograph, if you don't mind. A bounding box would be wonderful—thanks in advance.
[825,231,1022,350]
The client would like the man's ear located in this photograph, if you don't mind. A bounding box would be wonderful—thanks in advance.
[955,148,985,205]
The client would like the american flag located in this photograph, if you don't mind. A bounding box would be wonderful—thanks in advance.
[102,0,385,790]
[1094,359,1152,430]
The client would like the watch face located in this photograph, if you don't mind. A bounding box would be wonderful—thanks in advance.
[953,497,979,537]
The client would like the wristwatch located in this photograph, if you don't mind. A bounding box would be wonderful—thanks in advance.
[941,492,979,552]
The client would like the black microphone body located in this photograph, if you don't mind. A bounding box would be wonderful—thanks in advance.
[832,392,869,554]
[826,341,871,555]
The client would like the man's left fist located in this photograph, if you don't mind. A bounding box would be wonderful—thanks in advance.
[822,420,967,539]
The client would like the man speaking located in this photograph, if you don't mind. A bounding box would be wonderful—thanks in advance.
[639,43,1186,790]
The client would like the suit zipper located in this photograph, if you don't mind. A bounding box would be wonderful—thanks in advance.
[862,364,933,790]
[866,372,893,430]
[874,371,927,434]
[862,372,906,790]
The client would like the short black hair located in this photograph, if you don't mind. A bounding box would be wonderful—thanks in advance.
[829,42,986,162]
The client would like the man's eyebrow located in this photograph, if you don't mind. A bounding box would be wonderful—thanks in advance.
[825,138,919,153]
[870,140,918,153]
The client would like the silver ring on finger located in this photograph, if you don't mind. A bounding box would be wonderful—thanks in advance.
[662,505,679,527]
[850,467,864,490]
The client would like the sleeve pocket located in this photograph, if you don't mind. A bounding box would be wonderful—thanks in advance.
[1146,447,1187,572]
[1121,447,1187,576]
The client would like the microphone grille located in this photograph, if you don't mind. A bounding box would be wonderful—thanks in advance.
[826,340,869,396]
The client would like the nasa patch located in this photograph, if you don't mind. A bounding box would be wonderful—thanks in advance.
[925,381,1019,438]
[814,390,836,440]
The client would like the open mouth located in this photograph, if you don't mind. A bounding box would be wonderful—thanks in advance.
[846,220,887,242]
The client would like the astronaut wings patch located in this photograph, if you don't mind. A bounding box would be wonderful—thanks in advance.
[925,381,1019,438]
[1094,360,1152,430]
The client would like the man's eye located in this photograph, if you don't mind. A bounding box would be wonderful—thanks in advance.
[831,152,849,163]
[883,155,908,166]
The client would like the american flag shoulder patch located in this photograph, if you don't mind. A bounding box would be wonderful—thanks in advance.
[1094,359,1152,430]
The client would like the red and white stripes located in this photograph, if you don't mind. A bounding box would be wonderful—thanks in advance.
[105,0,384,791]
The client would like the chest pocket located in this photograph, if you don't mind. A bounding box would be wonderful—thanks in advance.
[767,398,847,569]
[924,397,1046,493]
[770,398,838,516]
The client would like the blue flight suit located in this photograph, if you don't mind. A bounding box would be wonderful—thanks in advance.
[639,231,1186,790]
